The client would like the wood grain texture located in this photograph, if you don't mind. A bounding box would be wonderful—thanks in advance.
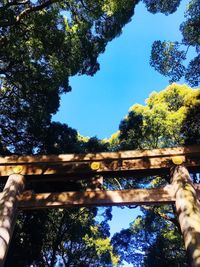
[17,185,200,209]
[0,146,199,179]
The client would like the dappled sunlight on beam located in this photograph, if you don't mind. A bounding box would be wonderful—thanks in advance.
[18,185,184,209]
[0,146,199,181]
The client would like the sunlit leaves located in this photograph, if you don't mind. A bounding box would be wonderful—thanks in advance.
[118,84,199,150]
[0,0,139,154]
[110,83,199,266]
[181,88,200,144]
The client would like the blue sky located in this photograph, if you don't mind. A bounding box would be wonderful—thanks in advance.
[53,0,188,140]
[54,1,189,266]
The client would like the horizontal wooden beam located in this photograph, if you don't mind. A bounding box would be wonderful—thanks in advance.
[1,145,200,164]
[17,185,200,209]
[0,146,199,179]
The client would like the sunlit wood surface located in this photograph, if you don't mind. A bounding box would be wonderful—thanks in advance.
[17,184,200,209]
[0,146,199,180]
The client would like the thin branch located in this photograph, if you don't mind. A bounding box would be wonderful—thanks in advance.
[114,177,122,189]
[153,207,180,229]
[0,0,58,26]
[16,0,57,23]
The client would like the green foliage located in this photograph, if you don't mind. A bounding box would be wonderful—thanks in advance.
[143,0,182,15]
[150,41,186,83]
[112,206,189,267]
[6,208,119,267]
[39,122,81,154]
[1,1,199,265]
[117,83,199,150]
[181,89,200,144]
[80,136,109,153]
[110,83,199,266]
[149,0,200,86]
[0,0,138,155]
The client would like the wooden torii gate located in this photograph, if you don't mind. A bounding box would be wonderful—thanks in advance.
[0,145,200,266]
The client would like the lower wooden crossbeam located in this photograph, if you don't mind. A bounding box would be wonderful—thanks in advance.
[17,185,200,209]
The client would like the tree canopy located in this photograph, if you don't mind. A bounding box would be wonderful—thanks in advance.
[117,83,200,150]
[147,0,200,86]
[0,0,138,154]
[1,0,199,154]
[6,208,119,267]
[110,83,200,266]
[3,83,200,266]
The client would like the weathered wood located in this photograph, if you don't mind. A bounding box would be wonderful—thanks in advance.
[171,166,200,267]
[0,146,199,179]
[0,145,199,164]
[0,147,199,266]
[16,186,181,209]
[0,174,25,267]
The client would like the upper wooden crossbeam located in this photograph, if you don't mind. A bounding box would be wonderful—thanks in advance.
[0,145,200,181]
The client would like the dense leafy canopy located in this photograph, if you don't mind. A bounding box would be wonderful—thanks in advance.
[6,208,119,267]
[110,83,200,266]
[143,0,182,15]
[0,0,138,154]
[117,83,200,150]
[0,0,199,154]
[112,206,188,267]
[149,0,200,86]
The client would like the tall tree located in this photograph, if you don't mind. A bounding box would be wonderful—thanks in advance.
[117,83,200,150]
[111,83,200,266]
[0,0,139,154]
[4,122,119,266]
[6,208,119,267]
[145,0,200,86]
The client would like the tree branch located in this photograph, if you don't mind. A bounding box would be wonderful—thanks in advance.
[0,0,59,26]
[153,207,180,230]
[16,0,57,23]
[3,0,29,9]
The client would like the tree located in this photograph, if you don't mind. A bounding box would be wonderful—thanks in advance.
[79,136,109,153]
[117,83,199,150]
[112,206,188,267]
[0,0,139,155]
[143,0,182,15]
[4,123,119,266]
[181,88,200,144]
[1,1,199,264]
[110,83,200,266]
[6,208,119,267]
[145,0,200,86]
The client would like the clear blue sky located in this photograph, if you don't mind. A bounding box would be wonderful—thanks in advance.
[53,0,188,140]
[54,1,188,266]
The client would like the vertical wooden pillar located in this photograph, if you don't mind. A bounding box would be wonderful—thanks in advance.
[0,174,25,267]
[171,165,200,267]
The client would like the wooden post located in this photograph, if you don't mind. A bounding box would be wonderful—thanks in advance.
[171,165,200,267]
[0,174,25,267]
